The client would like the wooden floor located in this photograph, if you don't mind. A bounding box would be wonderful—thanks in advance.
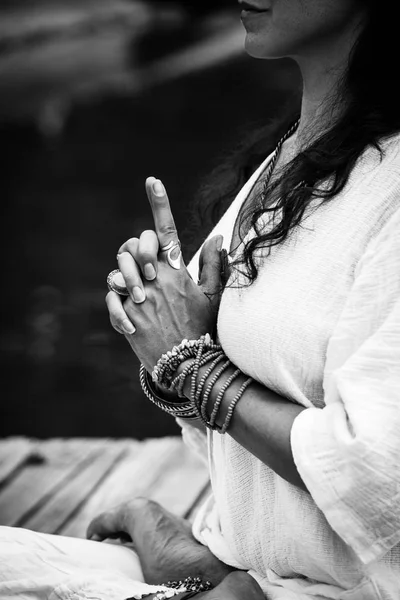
[0,437,210,538]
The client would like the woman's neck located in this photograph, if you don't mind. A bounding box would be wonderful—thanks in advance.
[293,10,367,150]
[296,62,345,150]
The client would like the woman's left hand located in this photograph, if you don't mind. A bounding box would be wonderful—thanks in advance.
[86,498,234,586]
[106,177,224,374]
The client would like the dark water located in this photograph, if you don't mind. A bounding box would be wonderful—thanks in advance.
[1,53,298,438]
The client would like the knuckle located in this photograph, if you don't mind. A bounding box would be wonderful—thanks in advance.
[128,497,150,512]
[87,515,101,533]
[109,315,123,333]
[123,296,134,311]
[114,314,126,328]
[141,229,156,238]
[139,249,155,263]
[125,237,139,252]
[120,271,140,290]
[118,237,137,253]
[159,224,177,237]
[106,291,119,309]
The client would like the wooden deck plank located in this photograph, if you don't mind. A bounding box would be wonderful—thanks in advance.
[149,444,210,519]
[0,438,37,486]
[0,437,210,538]
[22,442,128,534]
[61,437,207,538]
[0,439,104,527]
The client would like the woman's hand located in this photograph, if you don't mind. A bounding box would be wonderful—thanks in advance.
[106,177,224,373]
[147,572,264,600]
[86,498,234,586]
[199,572,264,600]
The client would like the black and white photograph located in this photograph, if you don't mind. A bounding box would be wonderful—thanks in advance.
[0,1,399,599]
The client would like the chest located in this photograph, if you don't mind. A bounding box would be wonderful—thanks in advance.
[230,137,299,253]
[218,199,365,407]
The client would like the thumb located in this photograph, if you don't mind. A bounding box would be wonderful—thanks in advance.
[86,508,131,543]
[198,235,224,302]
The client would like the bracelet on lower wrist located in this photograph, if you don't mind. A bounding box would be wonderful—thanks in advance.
[140,334,253,433]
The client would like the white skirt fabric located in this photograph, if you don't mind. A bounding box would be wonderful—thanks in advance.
[0,526,172,600]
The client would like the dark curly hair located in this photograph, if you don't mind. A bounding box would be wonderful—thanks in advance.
[194,0,400,285]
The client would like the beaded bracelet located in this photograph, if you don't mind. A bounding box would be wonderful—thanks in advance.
[199,359,231,423]
[152,334,221,388]
[219,376,253,434]
[160,577,213,595]
[169,354,251,434]
[171,350,225,399]
[195,355,228,418]
[140,338,225,419]
[141,334,253,434]
[208,368,241,429]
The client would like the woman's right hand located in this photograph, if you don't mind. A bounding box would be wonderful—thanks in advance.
[109,231,223,338]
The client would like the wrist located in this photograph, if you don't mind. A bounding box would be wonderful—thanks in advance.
[180,360,250,430]
[153,380,182,403]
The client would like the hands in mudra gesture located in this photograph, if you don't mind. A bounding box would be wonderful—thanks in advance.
[101,179,266,598]
[86,498,263,600]
[106,176,224,375]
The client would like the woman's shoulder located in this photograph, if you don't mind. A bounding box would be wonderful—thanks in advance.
[358,130,400,175]
[355,200,400,280]
[344,131,400,225]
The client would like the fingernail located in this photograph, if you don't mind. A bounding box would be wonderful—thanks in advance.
[144,263,156,280]
[152,179,165,197]
[133,286,146,303]
[89,534,102,542]
[122,319,136,334]
[216,235,224,251]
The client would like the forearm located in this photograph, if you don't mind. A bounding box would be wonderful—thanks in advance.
[179,361,308,491]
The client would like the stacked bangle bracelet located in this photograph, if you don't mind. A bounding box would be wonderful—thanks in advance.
[139,334,253,434]
[151,333,221,389]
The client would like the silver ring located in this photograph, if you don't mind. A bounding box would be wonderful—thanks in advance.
[160,240,182,270]
[107,269,129,296]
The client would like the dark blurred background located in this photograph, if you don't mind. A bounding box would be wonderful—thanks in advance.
[0,0,299,439]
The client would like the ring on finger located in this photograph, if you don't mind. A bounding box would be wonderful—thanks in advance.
[107,269,129,296]
[160,240,182,270]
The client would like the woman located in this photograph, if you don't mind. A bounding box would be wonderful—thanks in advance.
[1,0,399,598]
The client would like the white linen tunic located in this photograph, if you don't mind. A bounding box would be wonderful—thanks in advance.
[181,133,400,600]
[1,135,399,600]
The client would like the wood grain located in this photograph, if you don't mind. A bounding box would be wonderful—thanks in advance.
[0,437,210,537]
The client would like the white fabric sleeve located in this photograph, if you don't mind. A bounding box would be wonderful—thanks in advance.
[291,206,400,565]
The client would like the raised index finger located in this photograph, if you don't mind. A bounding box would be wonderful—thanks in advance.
[145,176,179,250]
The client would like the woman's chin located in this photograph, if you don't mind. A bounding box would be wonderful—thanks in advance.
[243,34,288,60]
[244,36,272,59]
